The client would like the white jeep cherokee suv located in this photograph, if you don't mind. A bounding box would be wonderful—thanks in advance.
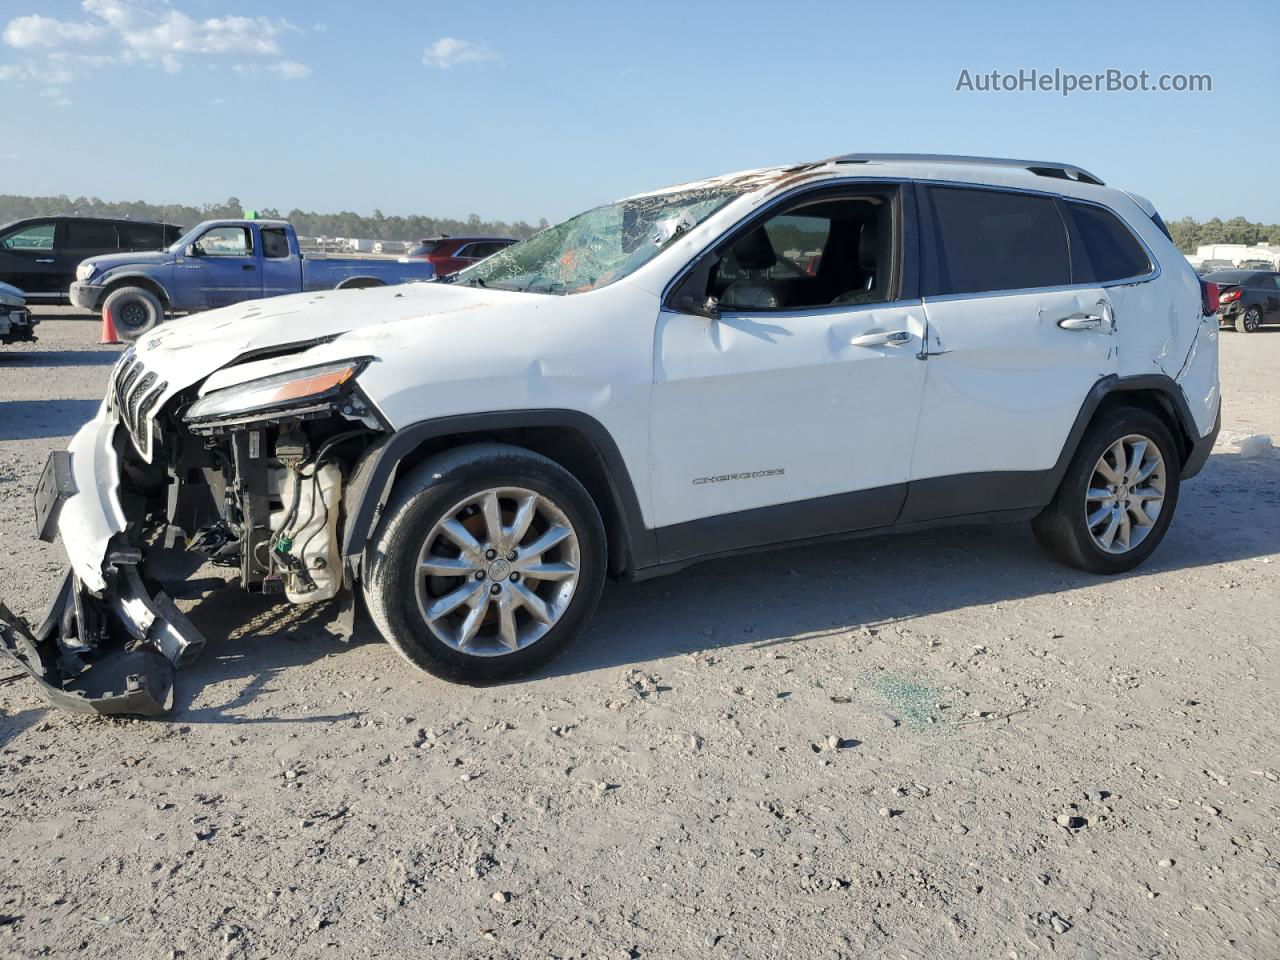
[6,153,1220,715]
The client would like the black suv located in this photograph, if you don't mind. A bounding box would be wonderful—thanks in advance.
[0,217,183,303]
[1205,269,1280,333]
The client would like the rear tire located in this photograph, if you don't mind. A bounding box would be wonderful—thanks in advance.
[1236,306,1262,333]
[362,443,606,684]
[1032,407,1181,574]
[103,286,164,341]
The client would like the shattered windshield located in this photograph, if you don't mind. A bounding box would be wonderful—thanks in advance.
[451,186,743,294]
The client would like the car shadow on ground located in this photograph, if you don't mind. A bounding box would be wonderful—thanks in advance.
[0,400,102,441]
[0,703,47,750]
[159,451,1275,718]
[171,588,375,723]
[0,350,120,367]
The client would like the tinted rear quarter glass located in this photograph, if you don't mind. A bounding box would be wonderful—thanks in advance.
[1064,202,1151,283]
[925,187,1069,296]
[119,222,164,248]
[65,220,119,250]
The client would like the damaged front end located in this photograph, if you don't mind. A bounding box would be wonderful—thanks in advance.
[2,346,386,717]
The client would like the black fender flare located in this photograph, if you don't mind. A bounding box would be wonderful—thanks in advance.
[1050,373,1212,488]
[341,409,657,577]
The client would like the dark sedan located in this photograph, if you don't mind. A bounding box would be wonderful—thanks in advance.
[1205,269,1280,333]
[0,216,183,303]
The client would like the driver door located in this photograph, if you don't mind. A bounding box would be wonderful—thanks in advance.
[649,184,928,563]
[186,225,263,308]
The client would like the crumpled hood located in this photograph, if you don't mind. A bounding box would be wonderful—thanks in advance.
[85,249,173,274]
[0,280,24,305]
[131,280,518,403]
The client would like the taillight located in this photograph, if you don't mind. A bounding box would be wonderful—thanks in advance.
[1219,288,1242,304]
[1201,281,1220,314]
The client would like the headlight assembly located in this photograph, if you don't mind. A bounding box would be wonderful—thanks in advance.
[76,262,98,282]
[185,359,369,424]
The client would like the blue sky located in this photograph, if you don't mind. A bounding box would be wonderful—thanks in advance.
[2,0,1277,224]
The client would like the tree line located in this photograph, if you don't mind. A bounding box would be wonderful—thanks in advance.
[0,194,548,242]
[1,192,1277,254]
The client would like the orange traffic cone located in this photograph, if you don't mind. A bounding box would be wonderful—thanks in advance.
[99,306,121,345]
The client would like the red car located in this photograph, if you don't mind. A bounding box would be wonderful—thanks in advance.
[402,235,517,277]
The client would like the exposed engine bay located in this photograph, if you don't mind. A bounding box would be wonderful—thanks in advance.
[1,347,387,716]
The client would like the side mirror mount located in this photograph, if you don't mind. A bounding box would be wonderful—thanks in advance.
[677,294,720,320]
[668,254,720,321]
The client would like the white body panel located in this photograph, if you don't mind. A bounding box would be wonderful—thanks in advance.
[915,286,1113,479]
[651,301,927,526]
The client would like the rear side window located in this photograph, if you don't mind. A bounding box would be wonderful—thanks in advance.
[925,187,1069,296]
[1064,202,1151,283]
[65,220,119,250]
[260,227,290,259]
[118,222,164,248]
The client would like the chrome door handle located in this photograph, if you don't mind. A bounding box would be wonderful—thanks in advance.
[850,330,912,347]
[1057,314,1104,330]
[35,257,55,264]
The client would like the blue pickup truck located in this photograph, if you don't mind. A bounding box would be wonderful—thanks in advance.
[70,219,435,339]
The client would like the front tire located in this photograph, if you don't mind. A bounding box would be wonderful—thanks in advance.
[1236,306,1262,334]
[362,444,606,683]
[1032,408,1181,574]
[103,286,164,341]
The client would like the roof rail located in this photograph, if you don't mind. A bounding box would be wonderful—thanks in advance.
[830,153,1105,187]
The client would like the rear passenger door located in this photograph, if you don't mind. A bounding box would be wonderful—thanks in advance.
[905,185,1115,521]
[62,220,120,295]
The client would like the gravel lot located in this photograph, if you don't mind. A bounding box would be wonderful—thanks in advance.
[1,309,1277,959]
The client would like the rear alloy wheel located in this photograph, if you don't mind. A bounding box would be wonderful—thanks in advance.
[363,444,606,683]
[1032,408,1181,574]
[1236,305,1262,333]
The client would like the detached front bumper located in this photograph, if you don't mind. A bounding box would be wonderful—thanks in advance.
[2,409,206,716]
[0,303,36,343]
[69,281,106,312]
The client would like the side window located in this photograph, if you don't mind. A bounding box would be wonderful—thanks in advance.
[119,222,164,249]
[703,192,894,312]
[1064,202,1151,283]
[65,221,120,250]
[1,221,57,251]
[1271,276,1280,290]
[260,227,290,259]
[925,187,1069,296]
[194,226,252,257]
[455,243,480,260]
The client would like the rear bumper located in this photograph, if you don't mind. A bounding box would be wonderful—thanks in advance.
[1181,406,1220,480]
[70,281,105,312]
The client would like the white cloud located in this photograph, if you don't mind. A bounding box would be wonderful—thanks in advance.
[3,14,103,48]
[423,37,501,70]
[0,1,313,88]
[232,59,311,80]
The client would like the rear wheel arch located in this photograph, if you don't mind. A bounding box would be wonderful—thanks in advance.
[343,411,654,580]
[1051,375,1198,492]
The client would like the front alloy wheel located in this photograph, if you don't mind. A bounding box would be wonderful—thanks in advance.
[416,487,581,655]
[363,444,606,684]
